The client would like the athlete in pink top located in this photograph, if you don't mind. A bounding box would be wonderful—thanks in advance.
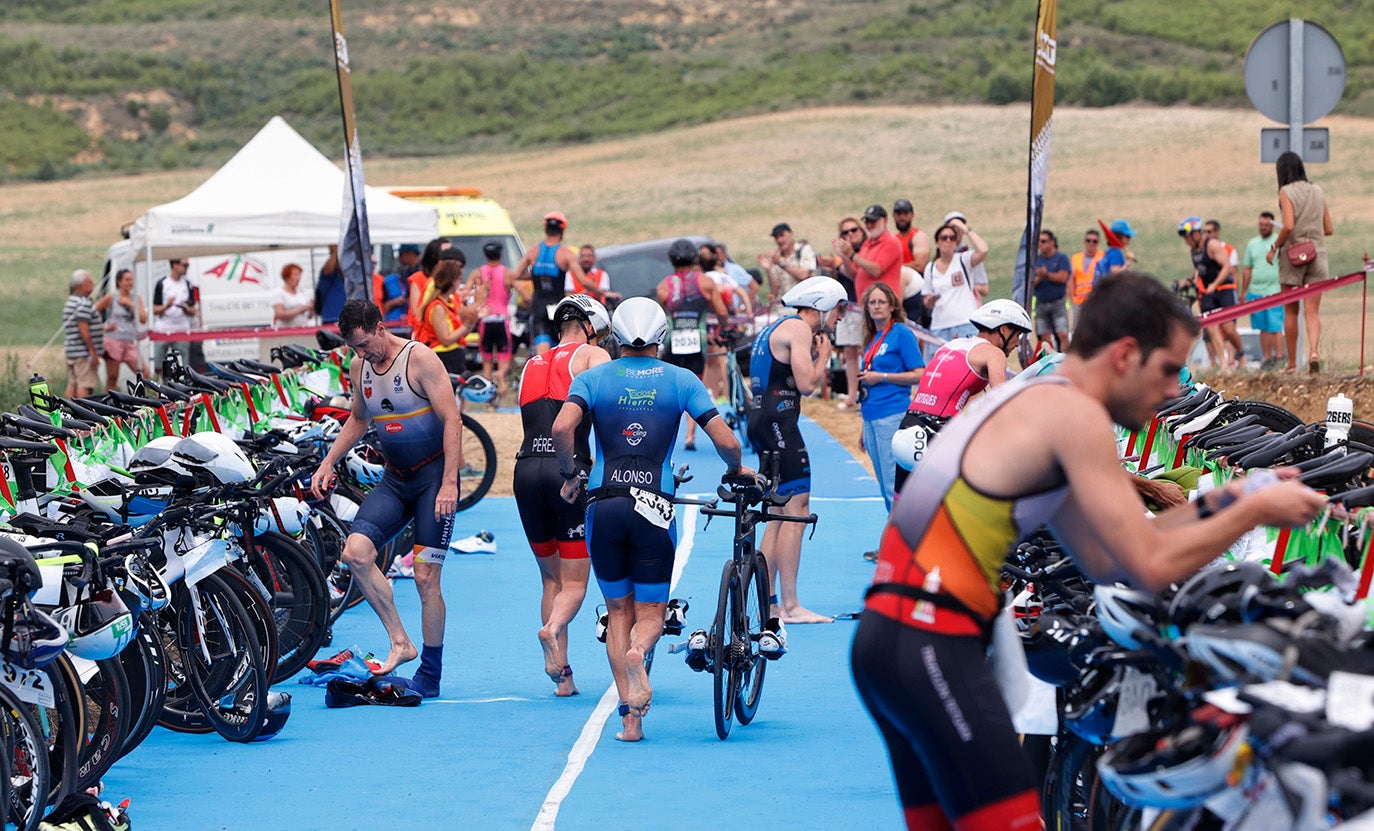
[465,242,517,402]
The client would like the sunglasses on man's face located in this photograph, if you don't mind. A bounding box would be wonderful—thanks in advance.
[841,227,861,235]
[937,235,957,242]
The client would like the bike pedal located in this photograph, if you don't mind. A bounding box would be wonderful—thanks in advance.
[663,598,689,636]
[684,629,710,672]
[757,617,787,661]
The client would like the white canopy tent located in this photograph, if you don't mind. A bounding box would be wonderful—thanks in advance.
[128,115,437,258]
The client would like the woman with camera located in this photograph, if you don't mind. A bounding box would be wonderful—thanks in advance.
[856,282,924,511]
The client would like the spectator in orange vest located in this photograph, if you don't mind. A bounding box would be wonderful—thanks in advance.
[1069,229,1106,327]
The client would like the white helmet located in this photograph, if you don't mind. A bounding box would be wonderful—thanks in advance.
[254,496,311,536]
[171,432,256,484]
[969,299,1032,333]
[460,376,497,404]
[611,297,669,348]
[554,294,611,334]
[55,590,135,661]
[891,421,934,471]
[128,436,190,483]
[345,444,385,487]
[781,276,847,312]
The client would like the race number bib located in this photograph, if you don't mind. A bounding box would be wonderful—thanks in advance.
[1111,666,1157,738]
[670,328,702,355]
[630,487,675,529]
[0,659,54,708]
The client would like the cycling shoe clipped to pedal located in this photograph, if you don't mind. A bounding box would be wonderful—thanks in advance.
[758,618,788,660]
[684,629,711,672]
[663,598,689,636]
[594,605,608,643]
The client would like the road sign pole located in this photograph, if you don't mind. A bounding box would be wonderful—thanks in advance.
[1289,18,1304,157]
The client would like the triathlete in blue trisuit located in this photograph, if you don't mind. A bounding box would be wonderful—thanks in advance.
[511,211,600,354]
[311,300,465,697]
[747,276,848,625]
[552,297,751,742]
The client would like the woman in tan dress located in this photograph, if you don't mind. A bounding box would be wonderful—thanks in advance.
[1265,151,1334,373]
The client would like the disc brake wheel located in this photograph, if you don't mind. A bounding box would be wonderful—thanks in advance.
[179,575,269,743]
[711,560,738,740]
[734,551,769,725]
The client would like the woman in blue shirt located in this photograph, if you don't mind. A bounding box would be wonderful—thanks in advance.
[857,282,924,510]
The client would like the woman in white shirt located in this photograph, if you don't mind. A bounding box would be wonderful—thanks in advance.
[272,263,315,328]
[921,219,989,361]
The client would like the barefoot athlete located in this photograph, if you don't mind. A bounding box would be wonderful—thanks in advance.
[851,272,1326,831]
[311,300,465,697]
[552,297,750,741]
[514,294,612,697]
[748,276,848,625]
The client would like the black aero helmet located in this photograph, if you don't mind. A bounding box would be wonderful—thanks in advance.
[668,238,699,267]
[482,241,503,260]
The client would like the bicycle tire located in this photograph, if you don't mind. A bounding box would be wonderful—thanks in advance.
[457,411,496,512]
[28,655,81,808]
[237,530,329,682]
[73,656,131,794]
[179,574,270,743]
[733,550,769,725]
[303,507,358,625]
[115,619,167,760]
[711,559,737,740]
[155,601,215,735]
[217,567,281,685]
[729,356,752,452]
[0,683,51,831]
[1214,400,1303,434]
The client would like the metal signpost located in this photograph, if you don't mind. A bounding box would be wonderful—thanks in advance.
[1244,19,1345,162]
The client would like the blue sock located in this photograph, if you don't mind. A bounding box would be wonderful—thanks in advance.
[409,644,442,699]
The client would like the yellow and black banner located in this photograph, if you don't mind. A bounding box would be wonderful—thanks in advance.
[328,0,375,303]
[1012,0,1058,361]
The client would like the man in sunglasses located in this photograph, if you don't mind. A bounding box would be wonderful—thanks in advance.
[833,204,904,303]
[151,257,202,376]
[1069,229,1106,327]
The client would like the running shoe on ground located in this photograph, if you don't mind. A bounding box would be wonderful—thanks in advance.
[449,529,496,555]
[307,646,381,674]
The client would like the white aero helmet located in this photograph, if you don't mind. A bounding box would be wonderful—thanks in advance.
[900,266,924,299]
[781,276,847,312]
[345,444,385,487]
[254,496,311,536]
[611,297,669,348]
[56,589,135,661]
[969,299,1032,333]
[555,294,611,334]
[171,431,256,484]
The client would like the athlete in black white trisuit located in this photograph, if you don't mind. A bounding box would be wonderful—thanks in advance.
[311,300,465,697]
[514,294,612,697]
[552,298,752,741]
[747,276,847,624]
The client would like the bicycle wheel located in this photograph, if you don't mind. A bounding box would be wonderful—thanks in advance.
[734,551,769,725]
[457,412,496,512]
[179,575,270,743]
[155,601,215,735]
[729,357,752,452]
[711,560,738,740]
[72,657,131,794]
[29,655,81,807]
[303,508,359,625]
[116,619,167,760]
[237,530,329,682]
[216,567,281,684]
[0,684,51,831]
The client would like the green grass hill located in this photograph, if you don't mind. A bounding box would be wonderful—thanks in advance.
[2,0,1373,180]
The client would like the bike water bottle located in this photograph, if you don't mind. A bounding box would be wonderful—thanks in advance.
[1325,393,1353,450]
[27,373,51,412]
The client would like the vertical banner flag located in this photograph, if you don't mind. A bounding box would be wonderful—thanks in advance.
[328,0,375,303]
[1011,0,1058,364]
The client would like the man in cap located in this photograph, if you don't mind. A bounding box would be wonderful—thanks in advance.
[1095,219,1137,280]
[832,204,904,303]
[757,222,817,306]
[513,211,597,354]
[377,244,420,322]
[892,199,931,271]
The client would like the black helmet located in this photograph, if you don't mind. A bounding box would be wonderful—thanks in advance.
[482,241,503,260]
[668,238,699,267]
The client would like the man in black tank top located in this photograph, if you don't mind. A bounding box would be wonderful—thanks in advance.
[311,301,466,698]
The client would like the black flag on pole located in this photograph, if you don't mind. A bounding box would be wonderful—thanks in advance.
[328,0,374,303]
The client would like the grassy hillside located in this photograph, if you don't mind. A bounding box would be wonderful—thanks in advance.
[2,0,1374,179]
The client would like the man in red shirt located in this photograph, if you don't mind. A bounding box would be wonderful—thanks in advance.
[835,204,904,301]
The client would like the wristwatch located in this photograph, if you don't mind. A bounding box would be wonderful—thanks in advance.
[559,468,580,481]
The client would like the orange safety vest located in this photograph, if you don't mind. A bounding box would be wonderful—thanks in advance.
[1070,251,1106,305]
